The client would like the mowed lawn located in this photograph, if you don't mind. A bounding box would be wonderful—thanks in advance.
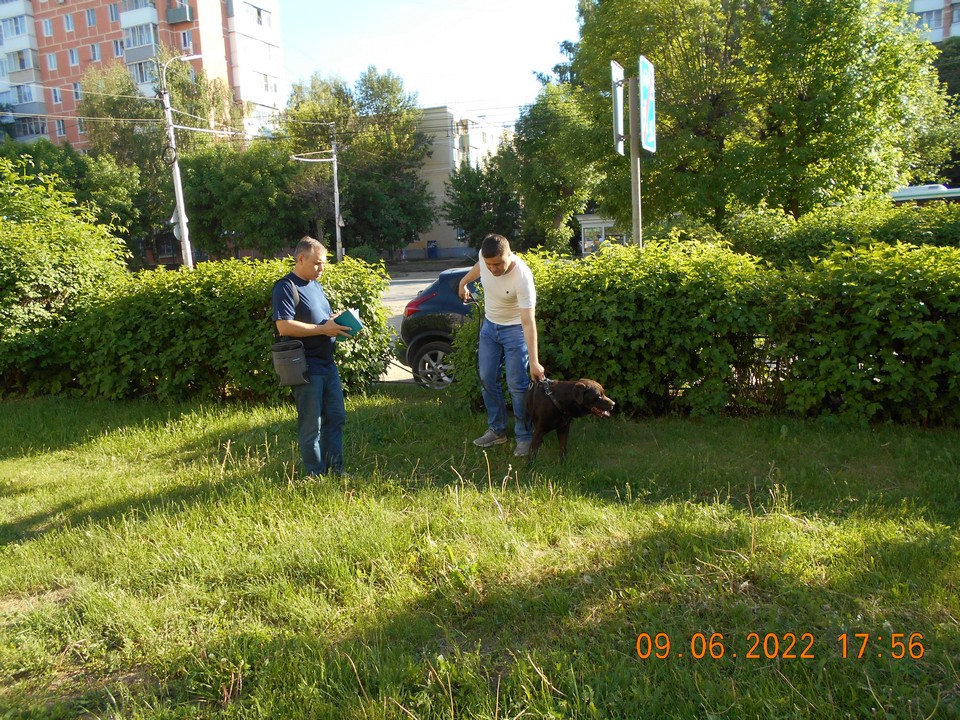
[1,385,958,719]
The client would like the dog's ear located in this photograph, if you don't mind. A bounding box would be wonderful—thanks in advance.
[573,382,587,404]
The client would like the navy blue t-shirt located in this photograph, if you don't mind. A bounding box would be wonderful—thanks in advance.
[272,272,336,374]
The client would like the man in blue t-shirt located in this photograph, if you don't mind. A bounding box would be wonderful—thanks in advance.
[272,237,350,476]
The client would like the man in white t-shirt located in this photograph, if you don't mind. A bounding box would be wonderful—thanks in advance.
[459,233,545,457]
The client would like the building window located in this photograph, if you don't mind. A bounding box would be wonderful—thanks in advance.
[14,84,33,104]
[64,13,75,32]
[68,48,79,66]
[90,44,101,62]
[85,8,97,27]
[42,18,53,37]
[52,87,62,104]
[121,0,156,10]
[129,61,155,85]
[56,119,66,136]
[1,15,28,38]
[181,30,192,50]
[113,40,124,58]
[15,117,47,138]
[250,5,271,27]
[9,50,38,71]
[916,9,943,29]
[123,23,157,50]
[46,53,58,71]
[109,3,120,22]
[73,82,82,100]
[78,118,86,134]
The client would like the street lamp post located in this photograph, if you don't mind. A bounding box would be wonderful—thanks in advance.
[330,129,343,263]
[158,54,201,269]
[290,122,344,263]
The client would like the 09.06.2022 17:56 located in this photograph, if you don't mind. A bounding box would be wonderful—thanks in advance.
[634,631,926,661]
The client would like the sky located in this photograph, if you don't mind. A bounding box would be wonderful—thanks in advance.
[278,0,583,128]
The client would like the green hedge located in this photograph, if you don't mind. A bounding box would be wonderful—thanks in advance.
[774,244,960,424]
[451,242,960,425]
[1,257,392,401]
[724,198,960,267]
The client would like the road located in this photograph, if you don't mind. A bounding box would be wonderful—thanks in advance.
[378,269,450,384]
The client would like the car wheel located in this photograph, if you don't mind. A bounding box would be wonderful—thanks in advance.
[412,341,455,389]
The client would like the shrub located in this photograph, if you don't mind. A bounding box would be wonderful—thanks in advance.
[726,197,960,267]
[774,244,960,424]
[5,257,391,401]
[0,157,129,394]
[347,245,380,264]
[0,157,128,340]
[452,242,773,417]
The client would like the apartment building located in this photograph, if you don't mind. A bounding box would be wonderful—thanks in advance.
[912,0,960,42]
[0,0,283,147]
[413,106,510,259]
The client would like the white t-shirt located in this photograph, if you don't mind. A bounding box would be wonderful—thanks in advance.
[479,252,536,325]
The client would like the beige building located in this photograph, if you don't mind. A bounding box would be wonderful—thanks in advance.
[410,105,510,260]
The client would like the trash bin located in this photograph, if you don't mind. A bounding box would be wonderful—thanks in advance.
[427,240,438,259]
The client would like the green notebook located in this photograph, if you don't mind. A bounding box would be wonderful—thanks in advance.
[333,308,363,341]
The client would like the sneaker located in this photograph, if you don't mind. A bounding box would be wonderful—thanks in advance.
[473,429,507,447]
[513,440,531,457]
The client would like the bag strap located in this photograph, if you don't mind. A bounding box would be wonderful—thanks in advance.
[273,278,301,341]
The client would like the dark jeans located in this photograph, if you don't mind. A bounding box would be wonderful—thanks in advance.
[292,364,346,476]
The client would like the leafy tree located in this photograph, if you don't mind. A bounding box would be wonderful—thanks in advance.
[0,104,14,139]
[512,82,602,249]
[79,49,244,257]
[934,36,960,187]
[0,138,140,231]
[282,66,435,255]
[181,139,313,256]
[442,148,523,248]
[0,156,127,343]
[738,0,957,216]
[935,35,960,96]
[569,0,959,227]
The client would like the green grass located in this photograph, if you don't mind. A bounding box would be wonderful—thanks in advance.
[1,385,958,719]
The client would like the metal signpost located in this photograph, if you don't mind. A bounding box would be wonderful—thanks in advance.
[611,56,656,248]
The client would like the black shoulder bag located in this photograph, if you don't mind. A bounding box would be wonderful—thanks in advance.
[271,280,310,387]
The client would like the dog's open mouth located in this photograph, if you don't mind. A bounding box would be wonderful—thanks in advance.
[591,407,612,418]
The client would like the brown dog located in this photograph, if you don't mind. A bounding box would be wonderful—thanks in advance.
[526,378,615,460]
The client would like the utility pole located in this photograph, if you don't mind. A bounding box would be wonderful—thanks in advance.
[331,128,343,263]
[291,123,344,262]
[159,53,201,269]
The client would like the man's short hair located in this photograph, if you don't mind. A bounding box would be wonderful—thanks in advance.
[294,236,327,260]
[480,233,510,258]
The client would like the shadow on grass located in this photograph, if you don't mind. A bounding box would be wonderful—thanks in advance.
[3,385,959,548]
[17,519,954,719]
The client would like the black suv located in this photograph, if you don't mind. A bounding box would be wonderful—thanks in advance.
[399,267,476,389]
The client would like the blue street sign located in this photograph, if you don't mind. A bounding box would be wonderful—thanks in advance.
[639,55,656,153]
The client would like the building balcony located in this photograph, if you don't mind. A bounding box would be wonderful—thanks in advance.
[167,5,193,24]
[0,0,33,21]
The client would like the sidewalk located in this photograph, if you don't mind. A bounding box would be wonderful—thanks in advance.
[384,257,471,277]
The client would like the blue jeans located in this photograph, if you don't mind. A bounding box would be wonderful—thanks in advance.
[478,320,531,443]
[292,365,346,476]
